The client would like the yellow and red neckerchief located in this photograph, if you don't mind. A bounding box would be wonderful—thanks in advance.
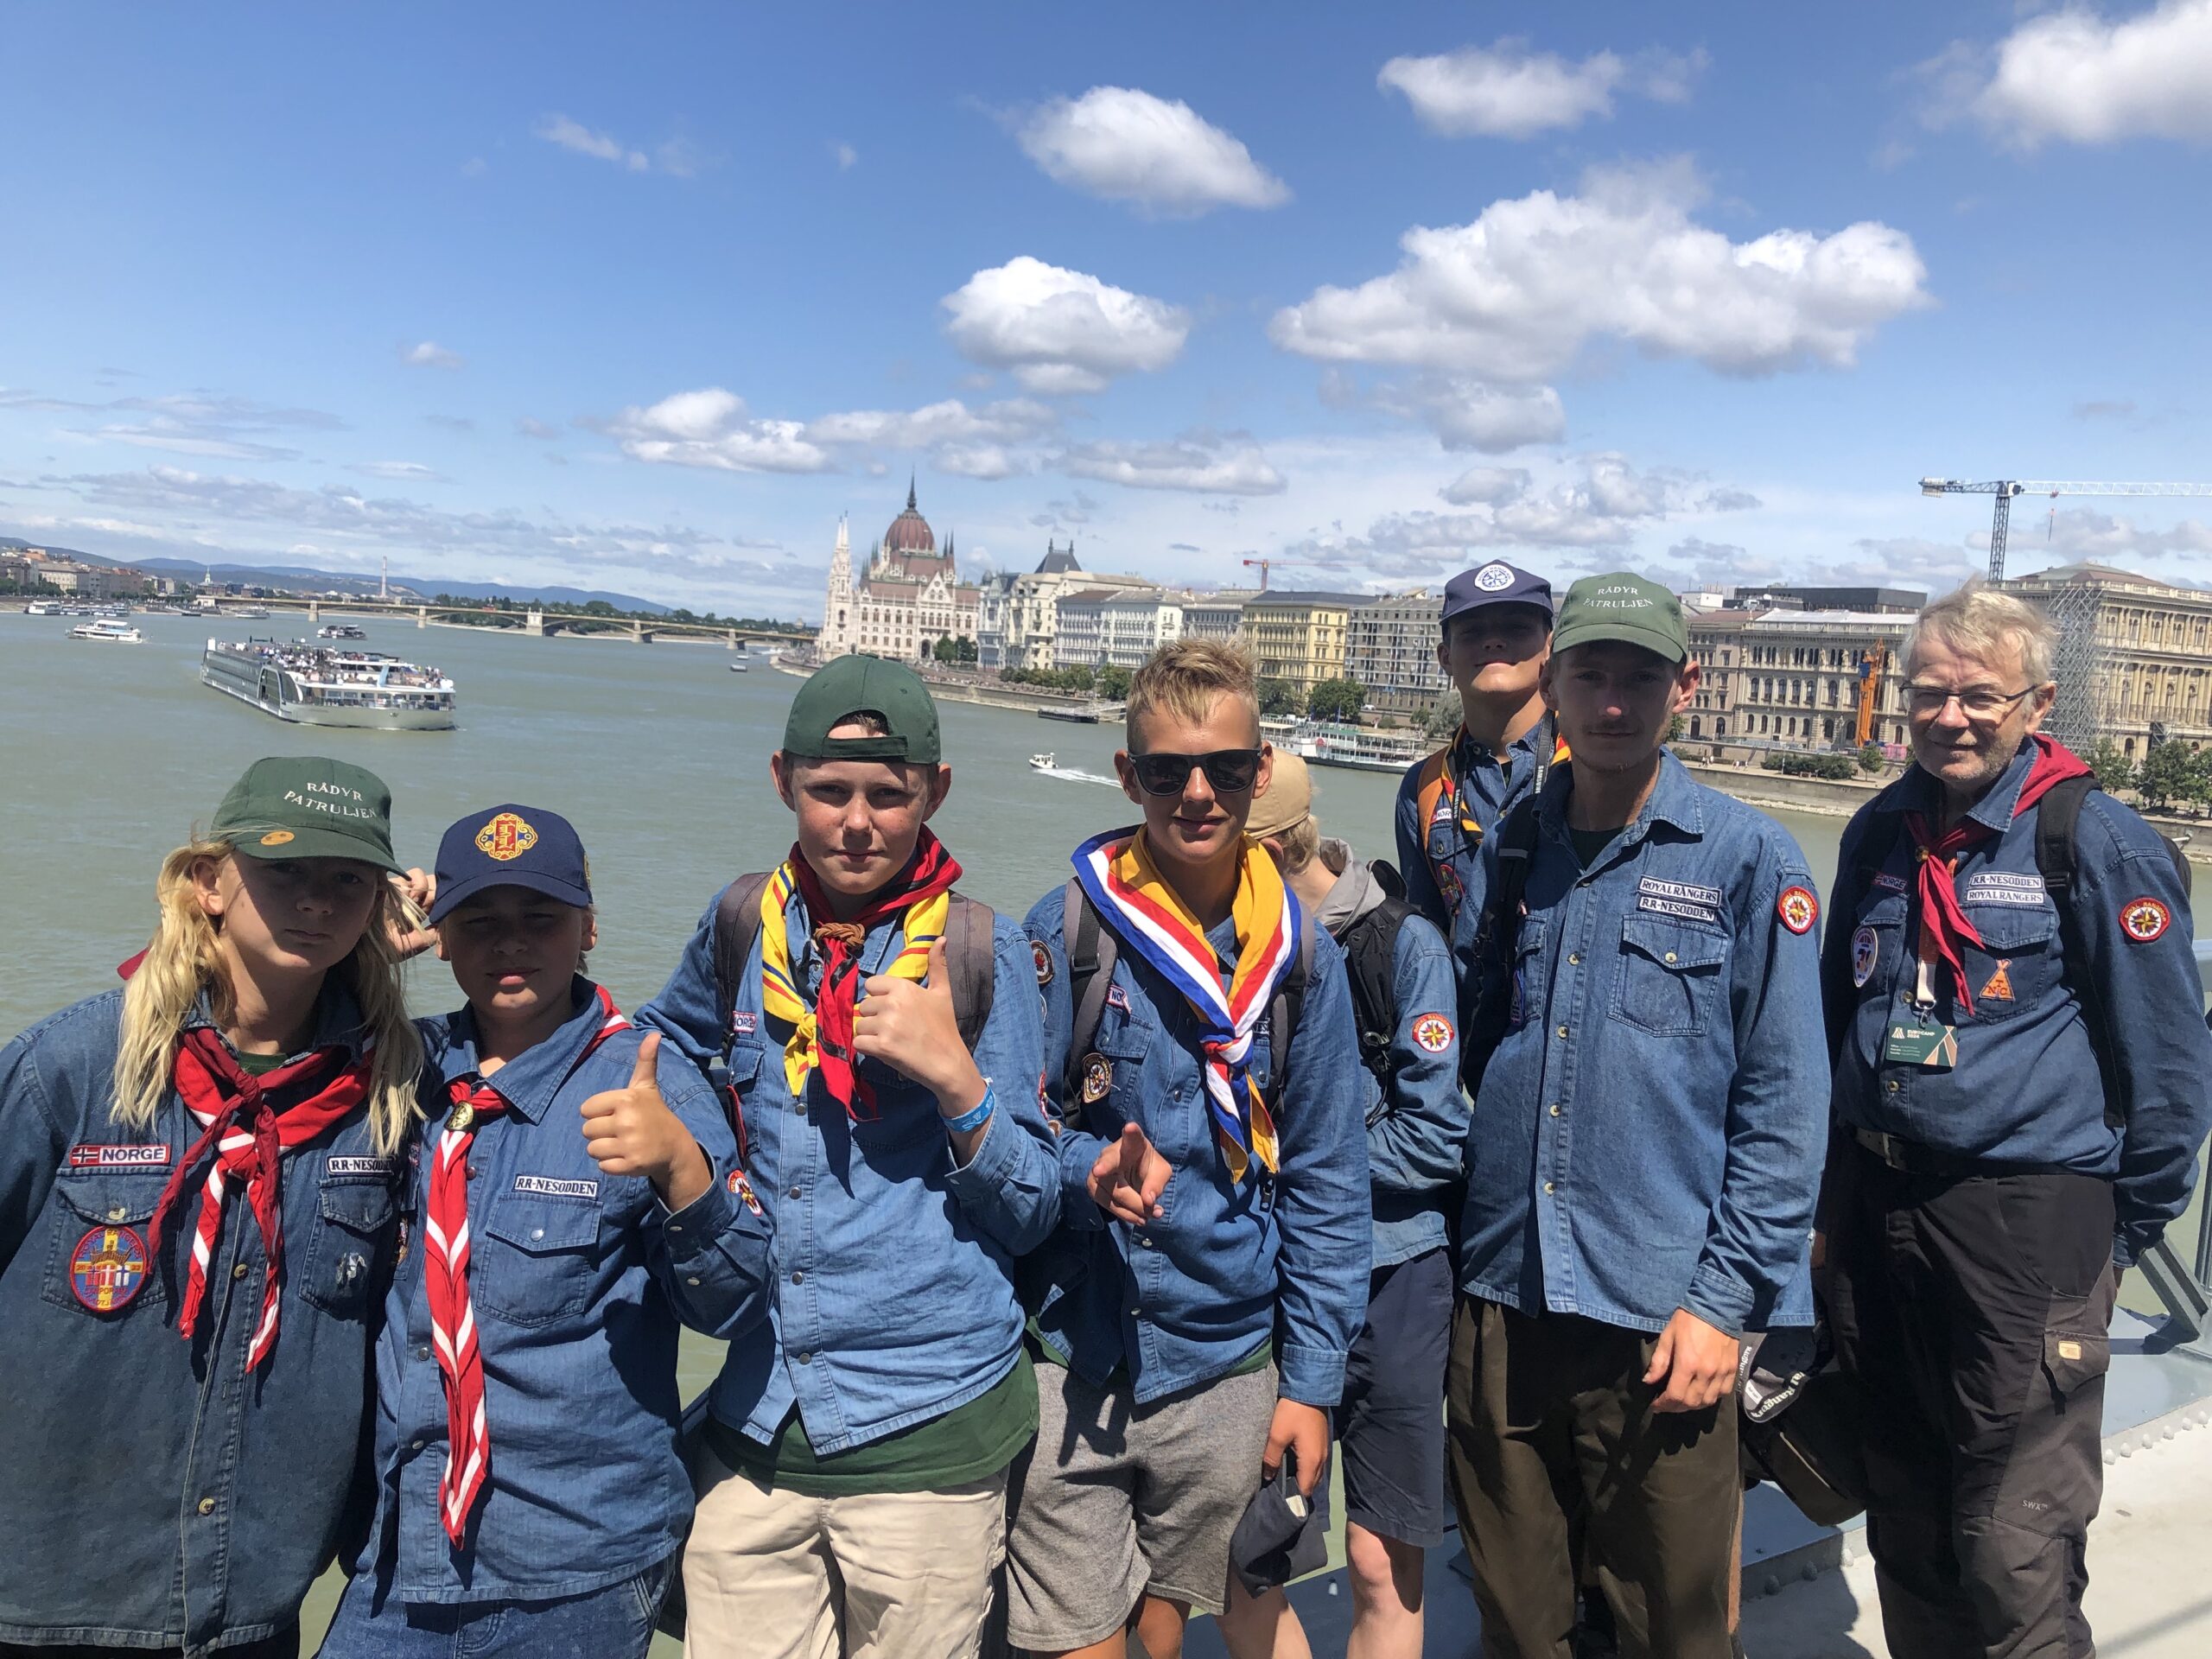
[1414,716,1567,911]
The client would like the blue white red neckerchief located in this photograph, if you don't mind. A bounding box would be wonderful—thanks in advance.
[1070,825,1300,1183]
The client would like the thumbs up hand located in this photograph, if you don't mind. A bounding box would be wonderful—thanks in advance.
[1087,1122,1169,1226]
[581,1033,711,1210]
[854,938,987,1116]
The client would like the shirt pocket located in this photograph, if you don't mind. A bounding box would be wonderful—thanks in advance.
[472,1192,603,1328]
[43,1175,170,1318]
[298,1171,397,1318]
[1610,914,1730,1037]
[1507,913,1549,1032]
[1960,901,2059,1025]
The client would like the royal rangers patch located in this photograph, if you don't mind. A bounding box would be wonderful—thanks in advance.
[1473,561,1515,592]
[1106,982,1130,1014]
[1872,870,1907,892]
[1080,1052,1114,1105]
[474,811,538,862]
[727,1167,764,1217]
[70,1224,149,1313]
[1777,887,1819,935]
[2120,897,2172,943]
[1852,925,1878,988]
[67,1143,171,1171]
[1033,938,1054,987]
[1410,1014,1454,1054]
[732,1010,758,1036]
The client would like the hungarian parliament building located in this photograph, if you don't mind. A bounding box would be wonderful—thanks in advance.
[812,483,981,663]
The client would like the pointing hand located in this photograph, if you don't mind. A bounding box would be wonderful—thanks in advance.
[580,1033,709,1210]
[1087,1122,1169,1225]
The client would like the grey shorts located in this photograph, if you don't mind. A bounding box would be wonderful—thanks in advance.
[1002,1357,1278,1649]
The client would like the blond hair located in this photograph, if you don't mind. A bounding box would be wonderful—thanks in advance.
[1907,581,2057,685]
[1127,638,1260,735]
[1270,816,1322,874]
[112,842,423,1154]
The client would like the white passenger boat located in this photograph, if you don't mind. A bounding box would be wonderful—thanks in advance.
[68,620,143,643]
[200,638,456,730]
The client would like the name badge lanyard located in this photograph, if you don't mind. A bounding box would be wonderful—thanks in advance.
[1882,873,1959,1071]
[1452,713,1555,851]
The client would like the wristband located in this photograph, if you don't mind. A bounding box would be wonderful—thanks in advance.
[943,1084,996,1136]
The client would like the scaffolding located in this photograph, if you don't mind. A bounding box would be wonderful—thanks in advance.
[2044,576,2109,750]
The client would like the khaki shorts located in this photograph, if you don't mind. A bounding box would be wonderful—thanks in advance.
[1003,1358,1277,1650]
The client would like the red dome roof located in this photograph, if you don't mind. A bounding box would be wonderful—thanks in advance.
[883,480,935,556]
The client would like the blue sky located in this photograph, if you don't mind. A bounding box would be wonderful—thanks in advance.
[4,1,2210,618]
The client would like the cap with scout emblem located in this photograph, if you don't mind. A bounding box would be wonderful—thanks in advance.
[1243,752,1313,844]
[1439,560,1553,632]
[783,656,942,765]
[1550,572,1689,665]
[428,804,593,924]
[212,756,400,873]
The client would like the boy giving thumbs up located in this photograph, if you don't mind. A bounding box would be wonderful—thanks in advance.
[319,806,771,1659]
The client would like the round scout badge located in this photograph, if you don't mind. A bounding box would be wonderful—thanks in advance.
[71,1224,150,1313]
[1032,939,1055,987]
[1777,887,1819,935]
[1080,1052,1114,1106]
[2120,896,2171,943]
[1851,926,1878,988]
[1411,1014,1454,1054]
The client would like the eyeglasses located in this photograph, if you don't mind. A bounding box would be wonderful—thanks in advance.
[1128,748,1265,797]
[1904,683,2043,720]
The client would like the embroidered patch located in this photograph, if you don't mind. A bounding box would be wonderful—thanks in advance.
[258,830,295,847]
[727,1168,764,1217]
[1473,561,1515,592]
[474,811,537,862]
[1872,870,1907,892]
[1638,877,1723,909]
[1436,863,1464,907]
[1411,1014,1454,1053]
[70,1224,149,1313]
[1429,796,1455,828]
[1638,896,1717,923]
[67,1143,171,1171]
[1777,886,1819,935]
[1979,958,2015,1001]
[1032,938,1054,987]
[1962,871,2048,906]
[2120,897,2172,943]
[514,1175,599,1199]
[325,1155,391,1176]
[1852,926,1878,988]
[1080,1052,1114,1105]
[1106,982,1131,1014]
[732,1010,758,1036]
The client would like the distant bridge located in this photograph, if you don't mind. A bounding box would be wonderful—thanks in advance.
[200,594,812,649]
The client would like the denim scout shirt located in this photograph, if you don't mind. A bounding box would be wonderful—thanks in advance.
[1351,908,1468,1270]
[1825,744,2212,1265]
[350,982,769,1604]
[1396,725,1554,993]
[1461,754,1827,1337]
[0,988,402,1652]
[640,886,1061,1453]
[1023,886,1371,1407]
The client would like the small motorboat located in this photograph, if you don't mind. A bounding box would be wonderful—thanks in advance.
[729,659,749,672]
[1029,753,1055,769]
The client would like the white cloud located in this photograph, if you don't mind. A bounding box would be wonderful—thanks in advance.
[1057,436,1287,496]
[605,388,832,474]
[942,257,1191,393]
[1015,86,1289,215]
[515,417,563,440]
[1271,161,1929,381]
[1967,0,2212,147]
[404,341,464,370]
[1378,41,1706,139]
[534,114,651,172]
[351,461,449,482]
[937,445,1028,481]
[1375,378,1567,452]
[832,141,858,169]
[802,397,1057,450]
[1440,466,1532,505]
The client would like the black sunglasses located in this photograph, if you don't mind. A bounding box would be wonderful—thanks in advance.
[1128,747,1265,798]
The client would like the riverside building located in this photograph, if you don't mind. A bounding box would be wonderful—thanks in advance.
[1345,588,1448,718]
[814,485,981,664]
[1242,589,1366,693]
[1998,561,2212,756]
[1685,607,1914,753]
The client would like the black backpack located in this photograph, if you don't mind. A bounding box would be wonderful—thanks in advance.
[1057,876,1313,1135]
[1333,859,1420,1118]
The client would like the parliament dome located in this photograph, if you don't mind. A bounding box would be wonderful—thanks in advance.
[882,480,935,556]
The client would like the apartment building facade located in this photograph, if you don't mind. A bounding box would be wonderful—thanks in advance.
[1241,590,1365,692]
[1345,588,1446,716]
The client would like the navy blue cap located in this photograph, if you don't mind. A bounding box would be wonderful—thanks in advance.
[1440,561,1554,632]
[428,804,592,924]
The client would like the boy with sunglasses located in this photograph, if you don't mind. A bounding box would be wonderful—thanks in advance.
[1012,638,1370,1659]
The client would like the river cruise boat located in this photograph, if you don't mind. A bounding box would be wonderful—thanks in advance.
[1283,719,1427,773]
[68,620,143,643]
[200,638,456,730]
[317,622,366,640]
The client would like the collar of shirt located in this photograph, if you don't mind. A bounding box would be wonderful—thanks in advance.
[1453,721,1547,776]
[181,981,372,1064]
[1535,749,1706,856]
[1882,739,2036,834]
[436,976,607,1121]
[780,886,901,991]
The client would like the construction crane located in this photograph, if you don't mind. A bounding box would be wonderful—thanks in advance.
[1854,642,1888,749]
[1239,557,1323,591]
[1918,477,2212,580]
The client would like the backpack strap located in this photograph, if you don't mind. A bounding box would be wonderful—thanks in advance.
[711,873,775,1056]
[1338,895,1415,1103]
[1062,877,1119,1112]
[943,895,997,1052]
[1461,797,1542,1083]
[2033,775,2135,1132]
[1266,918,1315,1109]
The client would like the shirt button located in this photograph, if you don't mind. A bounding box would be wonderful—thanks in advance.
[797,1351,813,1364]
[1543,1181,1557,1195]
[788,1186,802,1200]
[668,1224,683,1234]
[530,1228,545,1242]
[411,1438,426,1452]
[1886,1079,1900,1094]
[1555,1025,1569,1039]
[108,1206,128,1222]
[196,1497,215,1516]
[1548,1104,1562,1117]
[791,1270,804,1284]
[232,1262,251,1281]
[1664,952,1678,964]
[687,1276,702,1287]
[415,1344,431,1361]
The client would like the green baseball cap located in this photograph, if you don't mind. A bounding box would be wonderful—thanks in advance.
[211,756,401,872]
[1551,573,1689,664]
[783,655,942,764]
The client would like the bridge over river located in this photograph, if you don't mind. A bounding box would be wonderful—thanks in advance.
[204,594,811,649]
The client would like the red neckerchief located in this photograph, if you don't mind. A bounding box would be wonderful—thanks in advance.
[424,984,628,1543]
[1903,734,2090,1014]
[147,1028,371,1370]
[783,830,963,1119]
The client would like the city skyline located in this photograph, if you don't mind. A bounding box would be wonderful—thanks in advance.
[4,3,2211,620]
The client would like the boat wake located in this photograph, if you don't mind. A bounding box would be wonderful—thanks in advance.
[1034,765,1122,789]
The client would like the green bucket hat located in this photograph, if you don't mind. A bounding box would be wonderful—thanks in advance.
[211,756,401,872]
[1551,573,1689,664]
[783,655,943,764]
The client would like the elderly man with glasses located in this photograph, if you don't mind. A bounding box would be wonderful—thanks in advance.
[1819,581,2212,1659]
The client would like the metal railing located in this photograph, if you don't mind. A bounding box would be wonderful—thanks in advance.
[2139,944,2212,1349]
